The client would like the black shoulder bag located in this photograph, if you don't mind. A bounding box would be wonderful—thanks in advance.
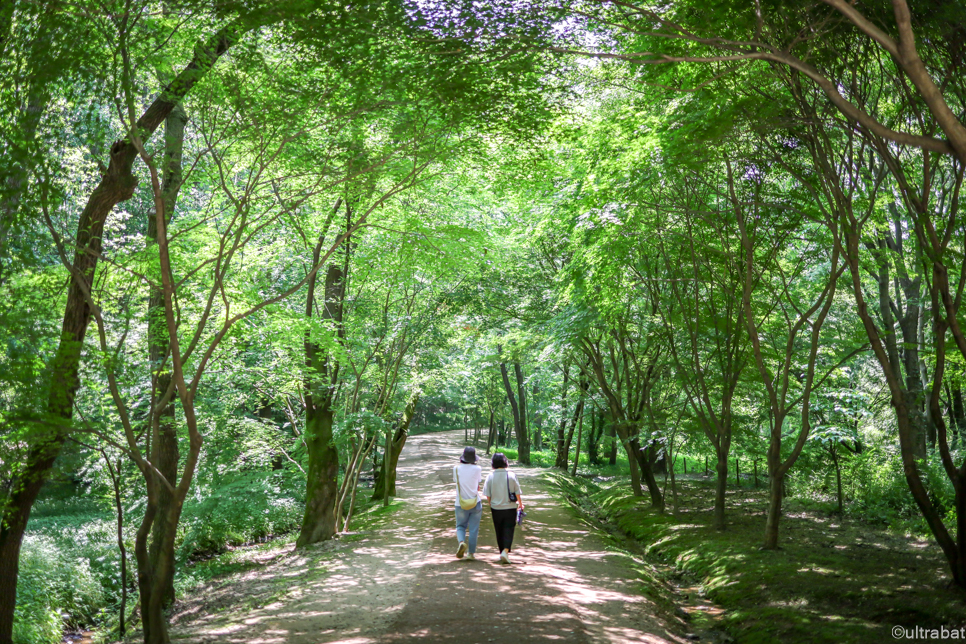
[505,470,517,503]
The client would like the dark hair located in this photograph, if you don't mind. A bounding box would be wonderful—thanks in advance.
[492,453,509,469]
[460,446,478,464]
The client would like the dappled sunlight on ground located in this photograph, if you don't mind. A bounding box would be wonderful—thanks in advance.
[169,431,688,644]
[596,472,966,642]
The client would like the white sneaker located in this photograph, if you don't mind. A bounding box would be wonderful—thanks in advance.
[465,553,475,560]
[456,541,467,559]
[500,549,510,564]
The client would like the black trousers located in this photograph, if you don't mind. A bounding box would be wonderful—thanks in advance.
[491,508,517,552]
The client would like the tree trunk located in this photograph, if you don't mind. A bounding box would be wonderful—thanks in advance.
[571,406,584,476]
[952,385,965,447]
[648,441,666,476]
[147,101,186,610]
[341,435,376,533]
[139,492,187,644]
[559,373,588,469]
[627,446,643,496]
[555,364,569,467]
[832,447,843,514]
[611,419,664,510]
[514,362,531,464]
[844,227,963,585]
[956,479,966,587]
[499,349,529,464]
[607,420,617,465]
[668,443,678,515]
[531,379,542,451]
[0,21,254,641]
[587,408,602,465]
[298,404,339,546]
[372,394,419,499]
[561,397,584,470]
[297,261,346,548]
[763,472,784,550]
[486,409,496,453]
[714,447,728,530]
[633,437,663,509]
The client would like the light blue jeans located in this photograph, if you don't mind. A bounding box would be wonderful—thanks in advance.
[454,500,483,554]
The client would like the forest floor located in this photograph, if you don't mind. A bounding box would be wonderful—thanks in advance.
[166,431,696,644]
[549,467,966,644]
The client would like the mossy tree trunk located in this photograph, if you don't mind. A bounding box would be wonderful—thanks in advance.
[297,232,347,547]
[0,20,246,641]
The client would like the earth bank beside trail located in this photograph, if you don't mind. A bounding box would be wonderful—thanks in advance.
[166,430,692,644]
[549,468,966,644]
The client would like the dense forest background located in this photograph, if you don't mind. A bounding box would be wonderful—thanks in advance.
[1,0,965,642]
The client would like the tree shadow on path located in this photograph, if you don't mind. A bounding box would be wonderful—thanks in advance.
[169,431,687,644]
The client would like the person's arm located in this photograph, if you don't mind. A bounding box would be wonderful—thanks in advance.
[513,476,524,509]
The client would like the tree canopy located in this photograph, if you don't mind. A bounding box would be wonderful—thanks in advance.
[2,1,966,642]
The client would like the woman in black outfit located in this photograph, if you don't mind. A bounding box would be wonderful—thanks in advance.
[482,452,524,564]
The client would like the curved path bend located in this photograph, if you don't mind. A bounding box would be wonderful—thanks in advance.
[171,430,687,644]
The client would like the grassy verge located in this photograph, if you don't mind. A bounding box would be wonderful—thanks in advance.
[544,469,965,644]
[174,492,406,595]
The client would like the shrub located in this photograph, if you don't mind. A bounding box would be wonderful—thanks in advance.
[178,469,304,558]
[14,535,104,644]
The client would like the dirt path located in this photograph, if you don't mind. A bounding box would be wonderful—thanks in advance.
[171,431,687,644]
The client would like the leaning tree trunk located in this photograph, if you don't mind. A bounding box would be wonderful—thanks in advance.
[561,392,586,470]
[629,436,664,510]
[372,393,420,498]
[0,20,256,642]
[498,347,529,464]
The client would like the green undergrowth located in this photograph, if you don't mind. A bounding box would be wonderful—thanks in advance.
[17,467,398,644]
[495,445,631,473]
[544,470,966,644]
[176,493,406,595]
